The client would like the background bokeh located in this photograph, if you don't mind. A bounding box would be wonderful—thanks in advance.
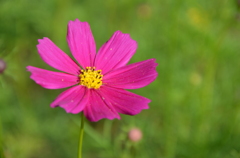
[1,0,240,158]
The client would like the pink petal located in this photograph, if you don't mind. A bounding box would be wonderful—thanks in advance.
[51,85,89,114]
[83,89,120,122]
[94,31,137,74]
[67,19,96,68]
[99,86,150,115]
[27,66,78,89]
[37,37,80,74]
[103,59,158,89]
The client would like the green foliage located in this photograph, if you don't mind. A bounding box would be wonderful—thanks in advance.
[1,0,240,157]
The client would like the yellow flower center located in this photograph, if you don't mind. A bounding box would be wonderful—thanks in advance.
[79,67,103,89]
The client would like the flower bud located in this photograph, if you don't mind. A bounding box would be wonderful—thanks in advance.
[0,59,6,74]
[128,128,142,142]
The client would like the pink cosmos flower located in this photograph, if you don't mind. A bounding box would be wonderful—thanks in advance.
[27,19,158,122]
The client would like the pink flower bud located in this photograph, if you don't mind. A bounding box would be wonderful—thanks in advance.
[0,59,6,74]
[128,128,142,142]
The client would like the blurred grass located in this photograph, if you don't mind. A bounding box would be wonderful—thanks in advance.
[1,0,240,158]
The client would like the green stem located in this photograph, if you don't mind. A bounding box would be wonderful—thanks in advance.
[78,113,85,158]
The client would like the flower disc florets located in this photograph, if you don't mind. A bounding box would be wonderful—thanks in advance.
[79,67,103,89]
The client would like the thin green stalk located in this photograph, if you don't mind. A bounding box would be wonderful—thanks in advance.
[0,119,4,158]
[78,113,85,158]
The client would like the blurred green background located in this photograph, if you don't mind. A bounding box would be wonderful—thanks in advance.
[1,0,240,157]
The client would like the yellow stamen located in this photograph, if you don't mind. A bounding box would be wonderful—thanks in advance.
[79,67,103,89]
